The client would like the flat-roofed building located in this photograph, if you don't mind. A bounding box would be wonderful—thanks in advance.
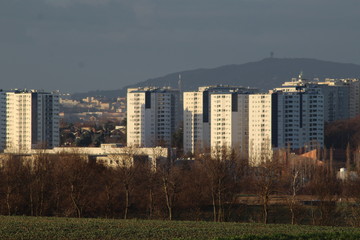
[127,87,181,147]
[277,74,357,122]
[248,94,272,164]
[248,86,324,165]
[210,91,250,159]
[183,85,258,155]
[0,89,60,152]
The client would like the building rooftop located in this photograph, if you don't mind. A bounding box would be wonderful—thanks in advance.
[128,86,179,93]
[198,85,258,92]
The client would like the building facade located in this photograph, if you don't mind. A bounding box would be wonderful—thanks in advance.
[324,78,360,119]
[183,90,210,154]
[0,144,170,171]
[248,94,272,164]
[183,86,258,155]
[210,92,249,159]
[127,87,181,147]
[277,75,360,122]
[0,90,60,152]
[271,88,324,151]
[248,88,324,165]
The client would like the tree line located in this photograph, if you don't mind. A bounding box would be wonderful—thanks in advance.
[1,148,360,227]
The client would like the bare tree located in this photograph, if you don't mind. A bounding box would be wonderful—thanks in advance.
[253,152,283,224]
[285,168,302,225]
[28,149,56,216]
[202,154,227,222]
[157,161,182,221]
[0,154,31,216]
[54,152,97,218]
[136,161,158,219]
[198,145,242,222]
[112,147,138,219]
[177,161,209,220]
[306,166,340,225]
[346,143,351,178]
[342,150,360,227]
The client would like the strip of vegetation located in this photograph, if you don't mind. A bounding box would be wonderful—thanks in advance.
[1,150,358,225]
[1,216,360,240]
[220,232,360,240]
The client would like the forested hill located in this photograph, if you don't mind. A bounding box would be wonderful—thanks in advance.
[72,58,360,99]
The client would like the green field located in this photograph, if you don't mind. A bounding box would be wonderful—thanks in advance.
[0,216,360,240]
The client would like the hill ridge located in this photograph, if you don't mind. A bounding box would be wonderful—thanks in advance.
[72,58,360,99]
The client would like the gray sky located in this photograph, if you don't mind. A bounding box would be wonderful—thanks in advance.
[1,0,360,93]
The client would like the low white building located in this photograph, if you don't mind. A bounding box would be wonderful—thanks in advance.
[2,144,170,170]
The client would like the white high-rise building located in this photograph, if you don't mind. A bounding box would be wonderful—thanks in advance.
[183,86,258,155]
[183,79,325,164]
[127,87,181,147]
[248,87,324,165]
[183,90,210,154]
[0,90,60,152]
[248,94,272,164]
[271,88,324,151]
[277,74,357,122]
[210,92,249,159]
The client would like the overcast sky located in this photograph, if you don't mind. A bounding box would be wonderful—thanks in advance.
[1,0,360,93]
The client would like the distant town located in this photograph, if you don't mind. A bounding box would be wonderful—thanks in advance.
[4,0,360,236]
[1,74,358,165]
[1,74,360,224]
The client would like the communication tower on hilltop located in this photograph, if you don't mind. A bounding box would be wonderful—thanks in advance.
[178,74,183,102]
[178,74,182,92]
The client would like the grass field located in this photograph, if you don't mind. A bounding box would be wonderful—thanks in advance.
[0,216,360,240]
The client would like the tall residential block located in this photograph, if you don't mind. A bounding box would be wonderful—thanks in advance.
[248,94,272,164]
[183,86,258,155]
[271,88,324,150]
[127,87,181,147]
[323,78,360,119]
[277,75,360,122]
[183,90,210,154]
[248,88,324,165]
[210,92,249,159]
[0,90,60,152]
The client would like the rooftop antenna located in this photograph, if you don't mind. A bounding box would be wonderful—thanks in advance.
[178,74,183,103]
[178,74,182,92]
[298,71,304,81]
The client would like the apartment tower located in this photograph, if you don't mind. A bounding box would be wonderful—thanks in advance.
[210,91,250,159]
[127,87,181,147]
[277,74,356,122]
[248,87,324,165]
[183,85,258,155]
[0,90,60,152]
